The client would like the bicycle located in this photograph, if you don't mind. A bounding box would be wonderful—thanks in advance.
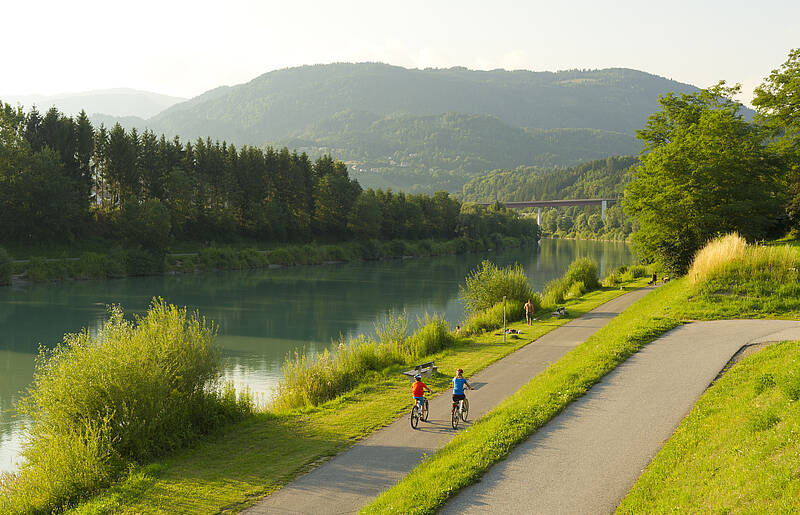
[451,397,469,428]
[410,394,430,429]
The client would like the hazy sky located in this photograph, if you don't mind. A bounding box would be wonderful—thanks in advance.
[2,0,797,105]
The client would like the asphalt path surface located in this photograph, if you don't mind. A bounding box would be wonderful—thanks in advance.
[244,288,654,515]
[440,319,800,514]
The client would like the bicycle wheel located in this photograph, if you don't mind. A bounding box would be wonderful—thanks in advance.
[461,398,470,422]
[421,399,429,422]
[451,405,460,429]
[411,405,419,429]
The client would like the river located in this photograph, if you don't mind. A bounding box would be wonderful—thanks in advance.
[0,239,634,472]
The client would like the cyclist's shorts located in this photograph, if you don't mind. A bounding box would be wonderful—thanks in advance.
[413,396,425,406]
[452,393,466,402]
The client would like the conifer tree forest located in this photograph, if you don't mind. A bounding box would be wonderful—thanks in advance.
[0,103,536,251]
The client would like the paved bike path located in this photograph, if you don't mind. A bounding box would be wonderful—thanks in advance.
[244,287,654,515]
[440,319,800,514]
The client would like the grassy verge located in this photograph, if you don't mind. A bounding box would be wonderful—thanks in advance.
[364,235,800,513]
[617,340,800,513]
[363,279,676,514]
[66,280,646,514]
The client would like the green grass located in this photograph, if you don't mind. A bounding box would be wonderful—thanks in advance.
[617,340,800,513]
[64,280,645,514]
[364,241,800,514]
[362,279,674,514]
[1,300,253,514]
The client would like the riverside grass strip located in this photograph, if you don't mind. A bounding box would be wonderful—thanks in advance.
[68,281,647,514]
[617,340,800,513]
[361,280,681,515]
[363,247,800,515]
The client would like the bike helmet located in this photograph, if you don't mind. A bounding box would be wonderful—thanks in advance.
[457,368,463,374]
[414,374,422,380]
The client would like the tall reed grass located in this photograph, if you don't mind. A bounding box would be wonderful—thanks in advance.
[542,258,600,308]
[685,233,800,315]
[689,233,800,288]
[1,299,253,514]
[688,233,748,286]
[462,300,525,336]
[272,313,454,411]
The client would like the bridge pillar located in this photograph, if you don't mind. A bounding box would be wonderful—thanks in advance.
[601,200,607,221]
[537,207,542,227]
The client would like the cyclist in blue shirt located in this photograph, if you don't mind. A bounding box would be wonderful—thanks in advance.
[452,368,473,405]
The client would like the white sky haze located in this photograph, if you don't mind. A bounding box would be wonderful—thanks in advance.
[2,0,797,106]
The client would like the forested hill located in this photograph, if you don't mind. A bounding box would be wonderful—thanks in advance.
[460,156,640,202]
[286,112,641,193]
[149,63,699,143]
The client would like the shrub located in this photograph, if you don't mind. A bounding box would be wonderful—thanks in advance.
[125,248,165,276]
[119,199,171,253]
[239,248,269,269]
[602,271,620,288]
[198,247,241,271]
[625,265,648,279]
[566,280,587,299]
[26,257,54,282]
[564,257,600,291]
[542,276,569,307]
[4,300,252,513]
[320,245,347,262]
[385,240,408,258]
[460,260,534,315]
[74,252,110,280]
[267,248,294,265]
[0,247,11,286]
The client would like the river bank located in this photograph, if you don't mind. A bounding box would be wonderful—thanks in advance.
[59,276,649,514]
[0,240,636,477]
[4,235,538,286]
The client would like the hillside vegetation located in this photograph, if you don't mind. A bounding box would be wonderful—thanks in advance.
[86,63,701,193]
[287,112,640,193]
[461,156,639,240]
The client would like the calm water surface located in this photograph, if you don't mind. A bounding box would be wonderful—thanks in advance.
[0,239,633,472]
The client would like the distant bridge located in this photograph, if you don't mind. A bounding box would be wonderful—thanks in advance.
[475,198,620,223]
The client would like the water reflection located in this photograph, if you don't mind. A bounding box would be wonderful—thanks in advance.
[0,239,633,471]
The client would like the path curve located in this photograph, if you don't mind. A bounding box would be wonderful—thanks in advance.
[441,319,800,514]
[244,288,654,514]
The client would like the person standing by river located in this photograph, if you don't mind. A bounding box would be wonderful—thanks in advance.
[524,299,535,325]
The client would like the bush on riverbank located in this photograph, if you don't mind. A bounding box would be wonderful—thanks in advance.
[0,300,253,514]
[460,261,534,315]
[0,246,12,285]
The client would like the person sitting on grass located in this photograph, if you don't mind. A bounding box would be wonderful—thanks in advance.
[412,374,432,410]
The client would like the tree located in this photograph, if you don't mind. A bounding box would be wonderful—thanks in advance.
[753,48,800,223]
[625,83,781,273]
[312,158,361,238]
[347,188,382,239]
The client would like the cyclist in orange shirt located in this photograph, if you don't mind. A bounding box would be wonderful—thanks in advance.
[412,374,432,410]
